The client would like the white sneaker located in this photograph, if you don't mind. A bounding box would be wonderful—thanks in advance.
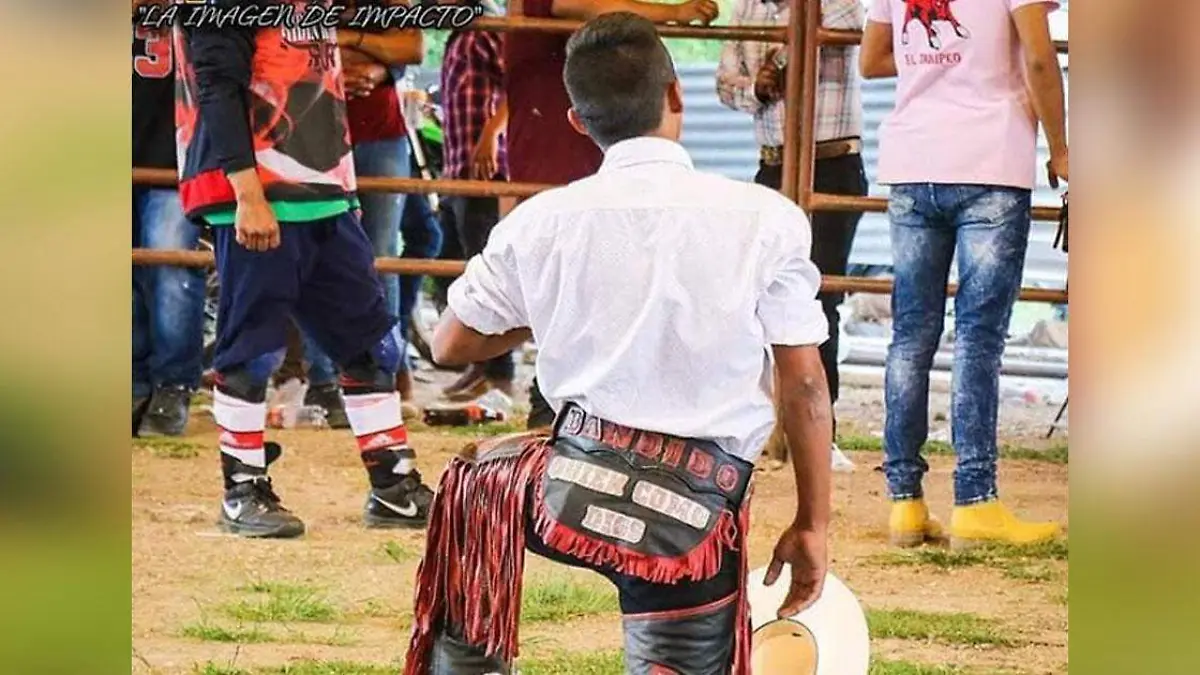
[831,443,856,473]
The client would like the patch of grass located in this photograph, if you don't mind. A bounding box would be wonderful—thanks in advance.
[870,660,970,675]
[836,434,884,452]
[867,609,1016,647]
[181,622,275,643]
[521,578,620,623]
[871,540,1066,583]
[1001,563,1055,582]
[381,540,419,564]
[135,437,203,459]
[224,583,338,623]
[437,421,526,437]
[519,650,625,675]
[834,434,1069,464]
[999,442,1069,464]
[193,664,250,675]
[259,660,399,675]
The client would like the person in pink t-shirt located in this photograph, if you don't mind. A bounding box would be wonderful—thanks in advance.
[860,0,1067,550]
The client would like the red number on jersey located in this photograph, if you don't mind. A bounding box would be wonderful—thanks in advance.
[133,27,172,79]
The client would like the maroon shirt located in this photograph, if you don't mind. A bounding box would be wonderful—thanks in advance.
[503,0,603,184]
[346,75,407,143]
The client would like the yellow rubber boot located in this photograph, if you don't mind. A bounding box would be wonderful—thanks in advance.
[950,500,1060,550]
[889,500,945,548]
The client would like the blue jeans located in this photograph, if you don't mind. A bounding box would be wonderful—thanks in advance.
[132,188,206,398]
[305,137,411,385]
[398,191,444,347]
[882,184,1031,506]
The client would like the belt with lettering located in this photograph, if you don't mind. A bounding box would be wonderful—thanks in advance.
[551,403,753,506]
[760,137,862,166]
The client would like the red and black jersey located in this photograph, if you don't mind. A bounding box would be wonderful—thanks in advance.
[173,0,357,220]
[133,25,177,171]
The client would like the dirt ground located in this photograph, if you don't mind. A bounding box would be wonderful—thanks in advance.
[131,378,1068,675]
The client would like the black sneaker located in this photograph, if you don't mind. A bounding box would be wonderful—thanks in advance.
[303,382,350,429]
[219,476,306,539]
[133,395,151,437]
[363,472,435,529]
[138,384,193,437]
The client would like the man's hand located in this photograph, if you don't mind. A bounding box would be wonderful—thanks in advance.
[341,48,387,98]
[673,0,719,25]
[1047,150,1068,189]
[471,133,500,180]
[235,195,281,252]
[764,524,828,618]
[755,49,784,103]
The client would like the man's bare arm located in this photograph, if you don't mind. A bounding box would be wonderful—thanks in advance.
[338,0,423,66]
[432,309,532,367]
[552,0,717,25]
[772,344,832,532]
[1012,3,1067,179]
[859,20,897,79]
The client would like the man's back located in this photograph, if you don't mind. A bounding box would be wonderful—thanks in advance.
[461,138,826,460]
[870,0,1055,189]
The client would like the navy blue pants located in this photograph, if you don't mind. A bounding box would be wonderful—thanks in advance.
[210,212,395,378]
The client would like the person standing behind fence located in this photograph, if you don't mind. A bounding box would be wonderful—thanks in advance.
[132,5,205,437]
[437,0,515,402]
[299,0,425,428]
[717,0,868,474]
[503,0,720,429]
[174,0,436,537]
[861,0,1067,548]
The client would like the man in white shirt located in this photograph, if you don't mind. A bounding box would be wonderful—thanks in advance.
[404,13,833,675]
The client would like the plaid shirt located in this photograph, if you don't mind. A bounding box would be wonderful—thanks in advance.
[716,0,864,147]
[441,29,507,180]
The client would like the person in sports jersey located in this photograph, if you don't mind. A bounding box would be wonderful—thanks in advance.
[174,0,435,537]
[132,3,205,438]
[299,0,426,427]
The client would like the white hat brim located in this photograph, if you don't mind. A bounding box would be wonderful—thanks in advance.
[746,567,870,675]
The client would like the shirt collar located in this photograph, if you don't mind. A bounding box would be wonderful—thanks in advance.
[598,137,694,174]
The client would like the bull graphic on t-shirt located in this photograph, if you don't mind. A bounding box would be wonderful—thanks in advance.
[901,0,971,51]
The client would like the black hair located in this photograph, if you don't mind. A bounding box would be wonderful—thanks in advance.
[563,12,678,148]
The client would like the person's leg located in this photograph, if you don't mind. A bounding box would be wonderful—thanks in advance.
[354,137,407,318]
[445,196,515,398]
[299,325,350,428]
[883,184,956,542]
[946,186,1058,546]
[810,155,868,428]
[210,224,311,539]
[138,189,206,437]
[399,191,444,340]
[883,185,955,496]
[295,212,433,528]
[132,190,153,433]
[433,194,463,305]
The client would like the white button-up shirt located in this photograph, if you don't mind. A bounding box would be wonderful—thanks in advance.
[448,137,828,462]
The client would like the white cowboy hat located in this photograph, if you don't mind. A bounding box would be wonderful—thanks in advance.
[746,567,870,675]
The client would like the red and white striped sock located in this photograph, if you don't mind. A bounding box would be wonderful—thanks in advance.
[344,391,414,478]
[214,388,267,485]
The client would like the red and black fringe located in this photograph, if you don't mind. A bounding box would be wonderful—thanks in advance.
[404,438,551,675]
[730,491,753,675]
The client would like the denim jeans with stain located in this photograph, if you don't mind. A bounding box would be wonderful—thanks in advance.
[132,188,206,398]
[882,184,1031,506]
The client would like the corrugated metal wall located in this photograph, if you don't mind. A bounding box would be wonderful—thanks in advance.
[677,64,1068,288]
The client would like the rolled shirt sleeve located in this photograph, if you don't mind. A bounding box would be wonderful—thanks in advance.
[446,221,528,336]
[757,202,829,346]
